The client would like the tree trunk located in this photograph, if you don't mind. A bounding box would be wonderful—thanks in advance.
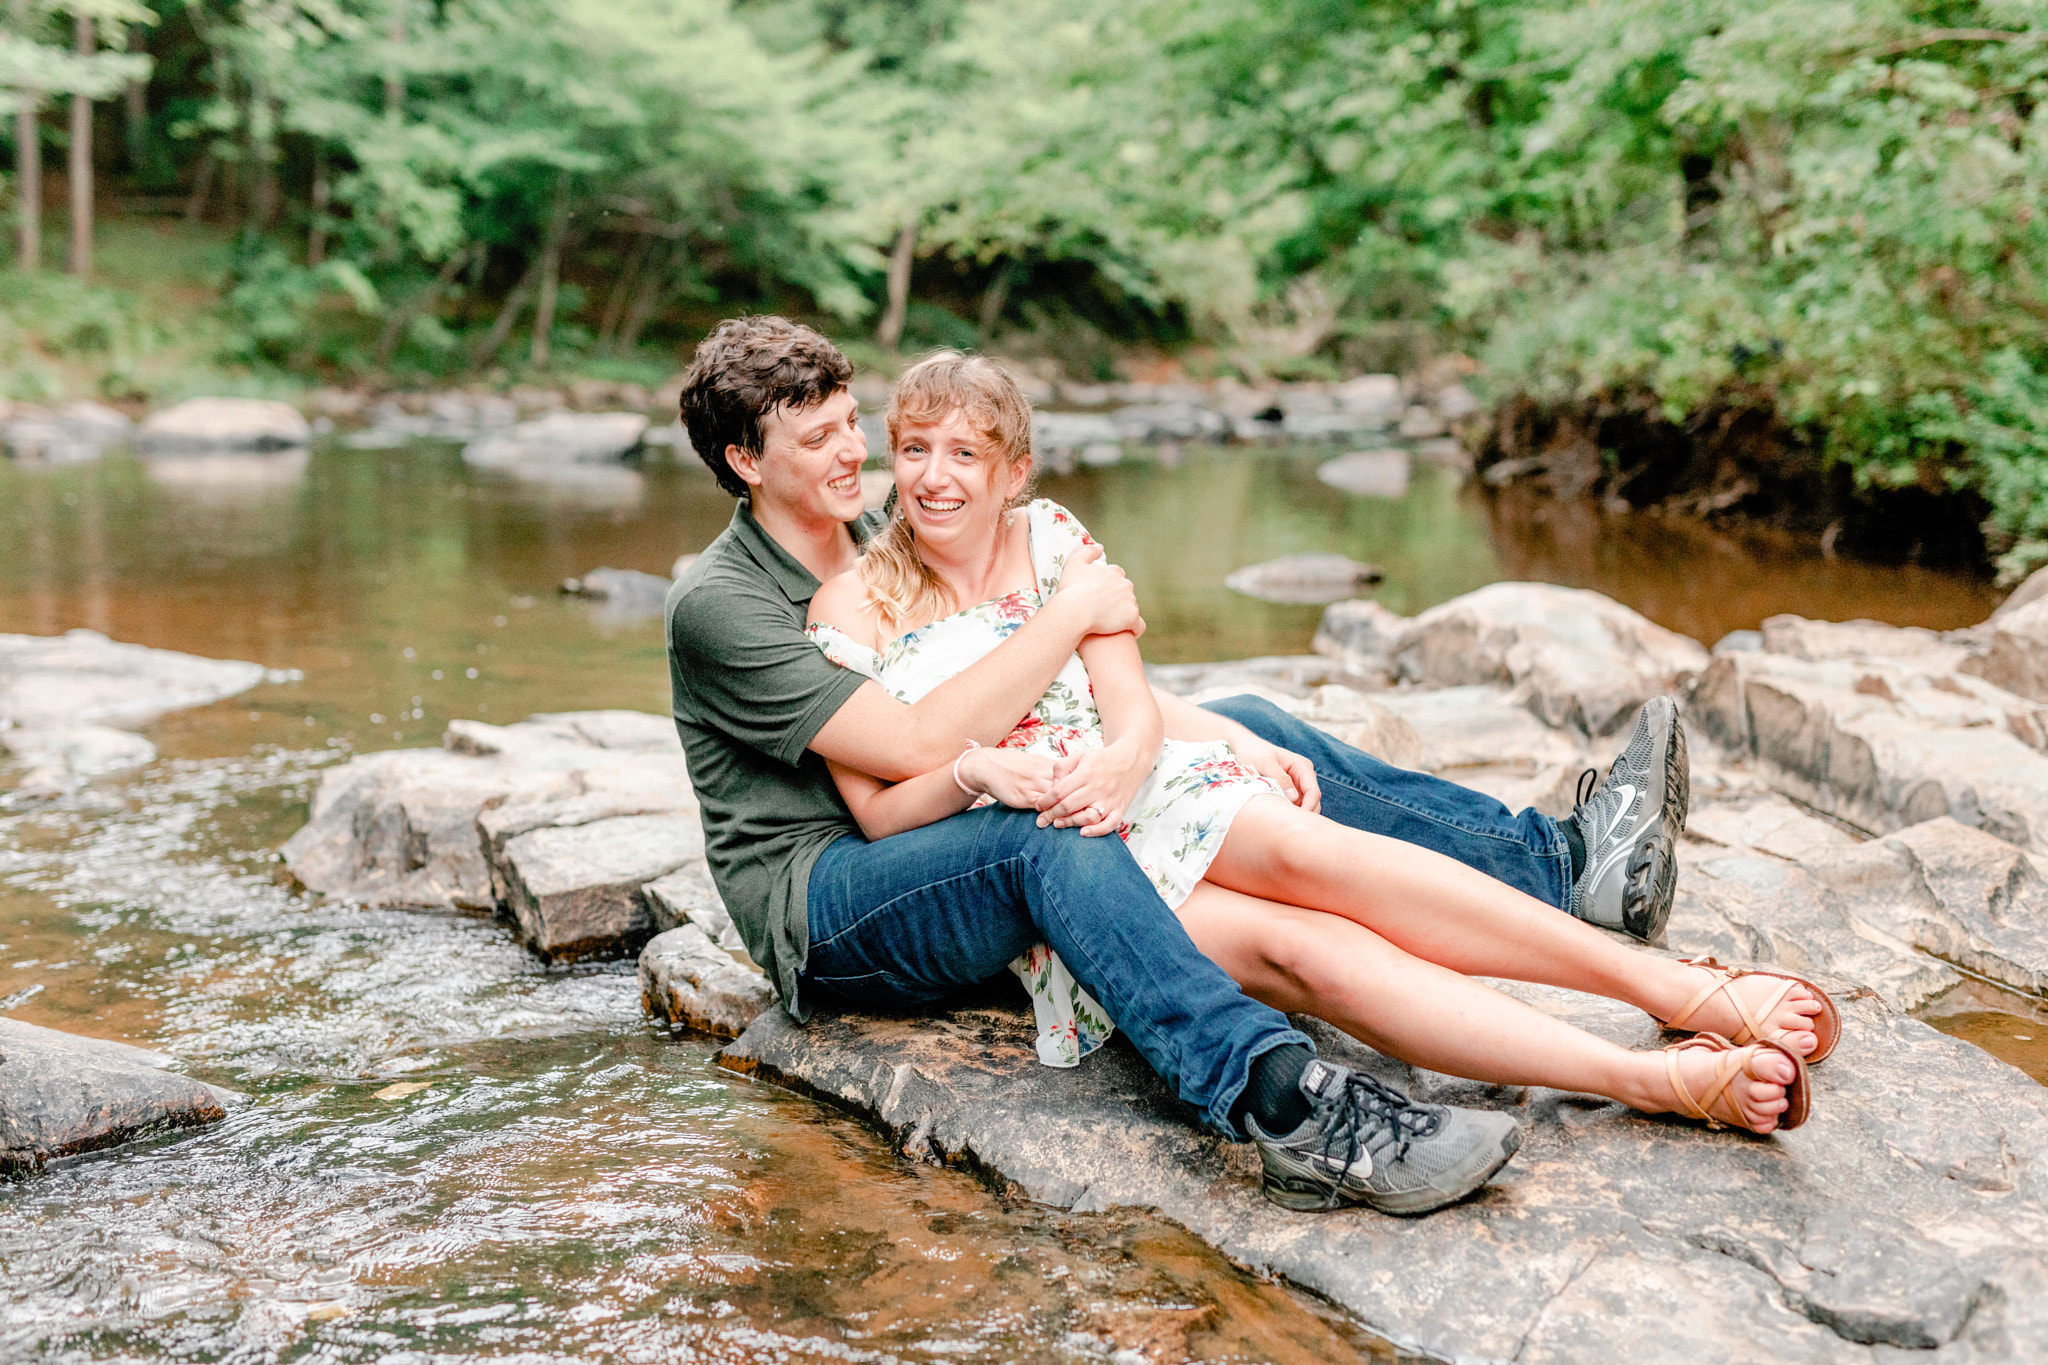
[528,170,570,369]
[978,261,1013,341]
[123,24,146,170]
[595,234,652,355]
[67,12,91,278]
[470,253,541,369]
[14,93,38,272]
[183,150,215,224]
[374,242,475,368]
[248,93,278,234]
[876,217,916,349]
[615,241,685,355]
[307,149,329,264]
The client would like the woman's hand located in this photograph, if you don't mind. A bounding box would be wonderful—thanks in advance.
[959,746,1058,811]
[1036,739,1154,837]
[1228,732,1321,813]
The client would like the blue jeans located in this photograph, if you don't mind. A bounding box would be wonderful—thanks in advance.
[800,803,1311,1139]
[1201,695,1573,908]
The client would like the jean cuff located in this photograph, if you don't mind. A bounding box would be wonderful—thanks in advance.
[1208,1026,1317,1141]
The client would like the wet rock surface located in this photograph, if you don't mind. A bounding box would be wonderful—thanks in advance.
[462,411,649,467]
[0,630,271,794]
[1223,553,1384,605]
[0,1019,239,1174]
[0,399,134,463]
[720,985,2048,1363]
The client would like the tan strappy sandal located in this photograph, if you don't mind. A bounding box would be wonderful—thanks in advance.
[1663,1033,1810,1133]
[1662,956,1841,1065]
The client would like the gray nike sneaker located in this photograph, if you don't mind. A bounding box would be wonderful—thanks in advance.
[1565,696,1688,943]
[1245,1058,1522,1216]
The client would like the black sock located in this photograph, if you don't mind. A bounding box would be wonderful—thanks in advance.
[1232,1043,1314,1136]
[1562,818,1587,883]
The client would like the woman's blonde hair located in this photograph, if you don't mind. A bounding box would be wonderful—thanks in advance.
[857,351,1035,629]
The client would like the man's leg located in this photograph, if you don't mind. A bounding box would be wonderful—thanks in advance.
[798,803,1525,1214]
[799,803,1309,1137]
[1203,694,1572,908]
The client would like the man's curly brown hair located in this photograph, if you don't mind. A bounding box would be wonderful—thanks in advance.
[678,316,854,497]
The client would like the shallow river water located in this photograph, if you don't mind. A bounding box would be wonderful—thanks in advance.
[0,438,2016,1362]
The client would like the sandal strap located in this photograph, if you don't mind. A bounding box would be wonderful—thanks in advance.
[1665,1033,1791,1133]
[1666,958,1798,1048]
[1665,1034,1746,1130]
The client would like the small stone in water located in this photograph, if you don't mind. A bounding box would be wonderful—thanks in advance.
[465,668,478,679]
[372,1081,432,1100]
[2017,1034,2034,1040]
[305,1303,349,1322]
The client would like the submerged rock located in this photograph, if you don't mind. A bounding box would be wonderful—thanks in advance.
[136,398,311,452]
[719,983,2048,1363]
[1224,553,1384,605]
[1963,597,2048,703]
[0,1019,239,1175]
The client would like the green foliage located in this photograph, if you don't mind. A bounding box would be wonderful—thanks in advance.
[8,0,2048,567]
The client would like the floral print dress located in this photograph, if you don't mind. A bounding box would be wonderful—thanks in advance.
[806,498,1279,1068]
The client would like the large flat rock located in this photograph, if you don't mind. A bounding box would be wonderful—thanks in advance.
[1694,637,2048,848]
[282,711,705,962]
[719,984,2048,1363]
[0,1019,239,1175]
[0,629,268,729]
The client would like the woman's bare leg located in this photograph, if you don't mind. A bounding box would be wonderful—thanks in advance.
[1175,883,1797,1128]
[1205,795,1824,1053]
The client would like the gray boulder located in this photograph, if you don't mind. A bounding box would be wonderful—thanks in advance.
[1,400,133,462]
[560,567,674,621]
[494,814,700,961]
[1963,598,2048,702]
[136,397,311,452]
[1224,552,1384,605]
[1993,565,2048,623]
[1343,583,1712,737]
[1315,449,1411,498]
[1032,411,1122,455]
[1109,402,1228,442]
[0,629,268,729]
[463,411,649,467]
[1,1019,239,1175]
[283,711,702,962]
[1332,373,1403,418]
[1693,644,2048,848]
[718,981,2048,1363]
[640,924,775,1037]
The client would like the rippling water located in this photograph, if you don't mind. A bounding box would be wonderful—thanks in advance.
[0,436,2006,1361]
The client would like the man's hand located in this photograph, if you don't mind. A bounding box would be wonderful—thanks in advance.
[1036,739,1154,836]
[960,746,1058,811]
[1049,544,1144,639]
[1231,731,1322,813]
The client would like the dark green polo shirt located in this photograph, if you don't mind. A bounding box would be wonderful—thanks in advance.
[664,499,884,1019]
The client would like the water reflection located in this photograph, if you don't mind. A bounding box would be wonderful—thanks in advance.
[144,451,311,502]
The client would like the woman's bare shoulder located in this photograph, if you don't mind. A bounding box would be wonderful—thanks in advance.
[808,570,880,642]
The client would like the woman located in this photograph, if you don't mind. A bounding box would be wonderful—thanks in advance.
[805,352,1838,1136]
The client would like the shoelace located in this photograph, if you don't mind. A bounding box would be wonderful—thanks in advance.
[1312,1073,1444,1207]
[1575,766,1598,809]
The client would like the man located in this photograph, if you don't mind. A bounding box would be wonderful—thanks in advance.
[664,315,1684,1214]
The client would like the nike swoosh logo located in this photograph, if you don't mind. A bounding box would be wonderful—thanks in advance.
[1584,782,1643,886]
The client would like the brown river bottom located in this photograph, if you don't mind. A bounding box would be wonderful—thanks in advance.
[0,438,2019,1361]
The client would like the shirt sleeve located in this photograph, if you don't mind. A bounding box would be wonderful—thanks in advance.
[670,579,871,767]
[1028,499,1101,598]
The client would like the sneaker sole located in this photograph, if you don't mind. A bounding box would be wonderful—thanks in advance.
[1261,1123,1523,1216]
[1622,711,1688,944]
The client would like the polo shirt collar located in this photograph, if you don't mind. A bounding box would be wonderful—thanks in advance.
[728,498,879,604]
